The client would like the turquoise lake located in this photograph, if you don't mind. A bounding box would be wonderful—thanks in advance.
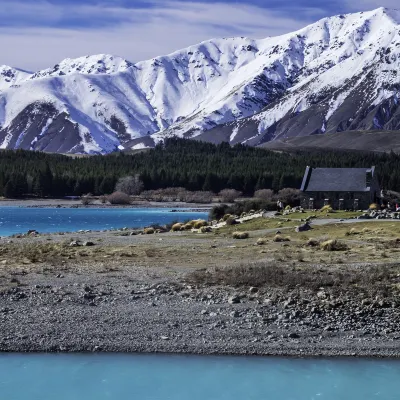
[0,207,209,236]
[1,354,400,399]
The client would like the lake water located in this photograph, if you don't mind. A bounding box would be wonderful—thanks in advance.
[1,354,399,399]
[0,207,209,236]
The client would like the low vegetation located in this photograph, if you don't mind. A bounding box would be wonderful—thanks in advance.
[188,262,395,297]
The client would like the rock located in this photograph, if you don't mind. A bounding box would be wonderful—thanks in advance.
[230,311,240,318]
[249,287,258,293]
[83,241,95,247]
[228,295,240,304]
[288,332,300,339]
[160,336,169,340]
[69,240,81,247]
[295,223,311,233]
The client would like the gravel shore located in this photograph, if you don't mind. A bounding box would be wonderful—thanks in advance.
[1,262,400,358]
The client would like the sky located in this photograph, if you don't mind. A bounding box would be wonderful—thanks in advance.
[1,0,399,71]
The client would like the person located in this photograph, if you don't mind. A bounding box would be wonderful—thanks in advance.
[277,199,283,211]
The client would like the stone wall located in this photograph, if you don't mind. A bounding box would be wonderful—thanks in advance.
[301,192,374,210]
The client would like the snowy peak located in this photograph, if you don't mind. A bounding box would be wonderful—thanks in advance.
[0,66,31,91]
[1,7,400,154]
[30,54,134,79]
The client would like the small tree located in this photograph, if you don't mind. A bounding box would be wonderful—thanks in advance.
[115,175,144,195]
[254,189,274,201]
[108,191,132,205]
[278,188,301,207]
[219,189,242,203]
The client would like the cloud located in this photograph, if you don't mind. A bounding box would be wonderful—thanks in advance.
[0,1,321,71]
[343,0,399,11]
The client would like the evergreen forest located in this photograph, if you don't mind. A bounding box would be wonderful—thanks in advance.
[1,138,400,198]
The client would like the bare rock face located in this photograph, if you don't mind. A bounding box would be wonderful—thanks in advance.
[1,8,400,153]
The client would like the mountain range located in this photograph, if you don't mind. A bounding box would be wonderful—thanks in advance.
[1,7,400,154]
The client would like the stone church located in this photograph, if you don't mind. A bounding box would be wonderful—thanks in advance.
[300,166,381,210]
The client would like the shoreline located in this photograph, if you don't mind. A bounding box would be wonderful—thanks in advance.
[1,257,400,359]
[0,198,214,210]
[2,218,400,359]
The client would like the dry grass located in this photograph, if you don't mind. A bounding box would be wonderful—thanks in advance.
[320,239,348,251]
[273,234,290,243]
[171,223,183,232]
[232,231,249,240]
[188,261,396,297]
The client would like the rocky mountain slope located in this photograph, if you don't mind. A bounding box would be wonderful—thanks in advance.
[1,7,400,153]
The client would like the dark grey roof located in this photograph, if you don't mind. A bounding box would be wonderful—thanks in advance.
[301,167,375,192]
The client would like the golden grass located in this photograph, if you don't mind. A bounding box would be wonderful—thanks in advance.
[232,231,250,239]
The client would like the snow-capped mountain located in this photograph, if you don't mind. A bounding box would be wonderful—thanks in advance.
[1,7,400,153]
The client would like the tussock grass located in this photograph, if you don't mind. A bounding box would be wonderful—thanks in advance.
[193,220,208,229]
[171,223,183,232]
[232,231,249,239]
[273,234,290,243]
[320,239,348,251]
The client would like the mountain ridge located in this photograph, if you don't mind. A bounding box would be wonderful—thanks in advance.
[1,7,400,153]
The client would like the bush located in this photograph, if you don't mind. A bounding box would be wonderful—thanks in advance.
[144,227,155,234]
[369,203,378,210]
[200,226,212,233]
[277,188,301,207]
[320,239,348,251]
[171,223,183,232]
[209,199,275,221]
[193,220,208,229]
[256,238,267,245]
[222,214,232,221]
[182,223,193,231]
[226,217,238,226]
[232,231,249,239]
[254,189,274,201]
[320,205,333,213]
[209,204,229,220]
[108,191,131,205]
[219,189,242,203]
[81,194,93,205]
[306,238,320,247]
[100,195,107,204]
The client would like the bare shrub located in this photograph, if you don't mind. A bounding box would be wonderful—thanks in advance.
[254,189,274,201]
[219,189,242,203]
[81,194,93,205]
[115,175,144,195]
[108,191,131,205]
[182,191,213,203]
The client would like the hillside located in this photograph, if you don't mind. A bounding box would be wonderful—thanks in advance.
[260,130,400,153]
[1,8,400,153]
